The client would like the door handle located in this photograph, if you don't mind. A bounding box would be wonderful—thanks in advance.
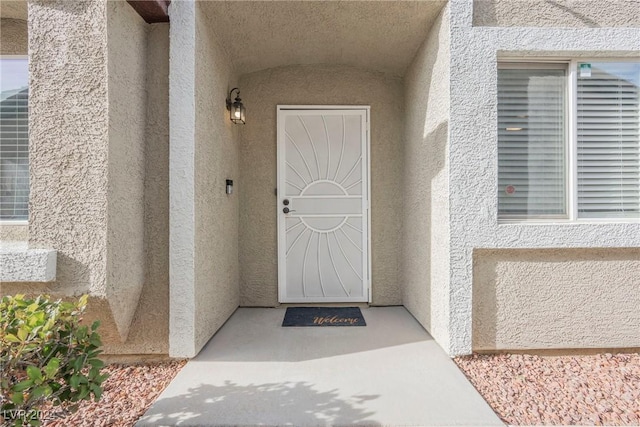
[283,207,296,214]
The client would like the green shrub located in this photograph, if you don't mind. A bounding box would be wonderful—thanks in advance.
[0,294,108,426]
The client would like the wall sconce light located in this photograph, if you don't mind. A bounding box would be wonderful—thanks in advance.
[226,88,246,124]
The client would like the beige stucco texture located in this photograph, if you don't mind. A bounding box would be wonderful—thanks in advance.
[473,0,640,27]
[238,65,404,307]
[473,249,640,351]
[200,1,446,77]
[402,5,451,349]
[14,0,171,355]
[194,2,240,353]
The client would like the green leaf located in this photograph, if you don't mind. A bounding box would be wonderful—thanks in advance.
[91,320,101,331]
[26,365,43,382]
[70,374,80,389]
[95,373,109,384]
[17,326,29,341]
[89,366,100,380]
[13,379,34,392]
[44,357,60,379]
[29,384,53,400]
[4,333,20,343]
[90,383,103,401]
[76,326,87,340]
[88,359,104,369]
[78,384,90,400]
[11,392,24,405]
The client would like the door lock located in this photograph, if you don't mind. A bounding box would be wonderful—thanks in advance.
[283,199,290,206]
[283,207,296,214]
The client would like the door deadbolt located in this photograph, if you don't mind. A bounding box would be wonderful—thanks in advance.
[283,199,290,205]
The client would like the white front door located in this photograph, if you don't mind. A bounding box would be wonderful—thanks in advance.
[277,107,370,303]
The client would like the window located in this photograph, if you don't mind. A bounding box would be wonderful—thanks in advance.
[0,57,29,221]
[498,60,640,221]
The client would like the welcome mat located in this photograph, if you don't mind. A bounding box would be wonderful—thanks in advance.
[282,307,366,327]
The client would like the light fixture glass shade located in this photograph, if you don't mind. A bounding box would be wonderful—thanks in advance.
[230,100,246,124]
[227,88,246,125]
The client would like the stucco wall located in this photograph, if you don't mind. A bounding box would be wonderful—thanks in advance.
[169,1,240,358]
[13,0,170,355]
[402,5,451,349]
[28,0,109,296]
[447,0,640,355]
[238,64,404,307]
[193,2,240,352]
[473,0,640,28]
[122,22,170,355]
[473,249,640,350]
[105,0,147,343]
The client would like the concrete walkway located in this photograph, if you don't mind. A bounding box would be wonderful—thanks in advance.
[138,307,503,427]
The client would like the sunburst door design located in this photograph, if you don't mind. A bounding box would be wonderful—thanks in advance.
[277,108,370,303]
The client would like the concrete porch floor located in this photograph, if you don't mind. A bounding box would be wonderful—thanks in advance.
[137,307,503,426]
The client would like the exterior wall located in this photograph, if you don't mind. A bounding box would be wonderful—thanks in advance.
[238,64,404,306]
[7,0,170,355]
[125,23,170,355]
[194,2,239,352]
[473,0,640,28]
[28,0,110,297]
[169,1,240,357]
[402,5,451,349]
[0,225,27,240]
[447,0,640,355]
[473,249,640,350]
[105,0,147,343]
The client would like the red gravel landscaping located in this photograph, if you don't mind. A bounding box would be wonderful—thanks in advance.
[42,360,186,427]
[455,352,640,426]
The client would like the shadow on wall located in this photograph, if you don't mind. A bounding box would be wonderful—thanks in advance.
[473,0,602,27]
[137,381,381,426]
[545,0,600,26]
[401,6,448,335]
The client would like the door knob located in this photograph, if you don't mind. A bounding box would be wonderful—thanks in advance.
[283,199,290,206]
[283,207,296,214]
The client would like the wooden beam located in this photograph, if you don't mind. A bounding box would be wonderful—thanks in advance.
[127,0,170,24]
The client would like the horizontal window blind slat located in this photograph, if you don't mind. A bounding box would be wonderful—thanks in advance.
[498,67,567,218]
[577,62,640,219]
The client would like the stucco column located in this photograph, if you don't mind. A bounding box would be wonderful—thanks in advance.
[168,0,197,358]
[28,0,146,343]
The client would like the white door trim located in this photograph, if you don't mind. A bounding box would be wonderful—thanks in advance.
[277,105,371,303]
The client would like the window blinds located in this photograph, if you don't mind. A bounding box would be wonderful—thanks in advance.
[0,88,28,220]
[577,63,640,219]
[497,68,567,217]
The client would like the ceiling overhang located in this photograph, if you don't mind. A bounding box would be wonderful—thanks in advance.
[200,1,447,77]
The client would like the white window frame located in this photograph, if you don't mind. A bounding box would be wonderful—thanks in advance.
[0,54,29,226]
[498,58,640,224]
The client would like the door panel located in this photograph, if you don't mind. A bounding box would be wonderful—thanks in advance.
[277,108,370,303]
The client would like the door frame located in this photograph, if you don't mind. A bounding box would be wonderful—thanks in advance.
[276,105,372,303]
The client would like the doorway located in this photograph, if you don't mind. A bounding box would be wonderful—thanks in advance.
[277,106,371,303]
